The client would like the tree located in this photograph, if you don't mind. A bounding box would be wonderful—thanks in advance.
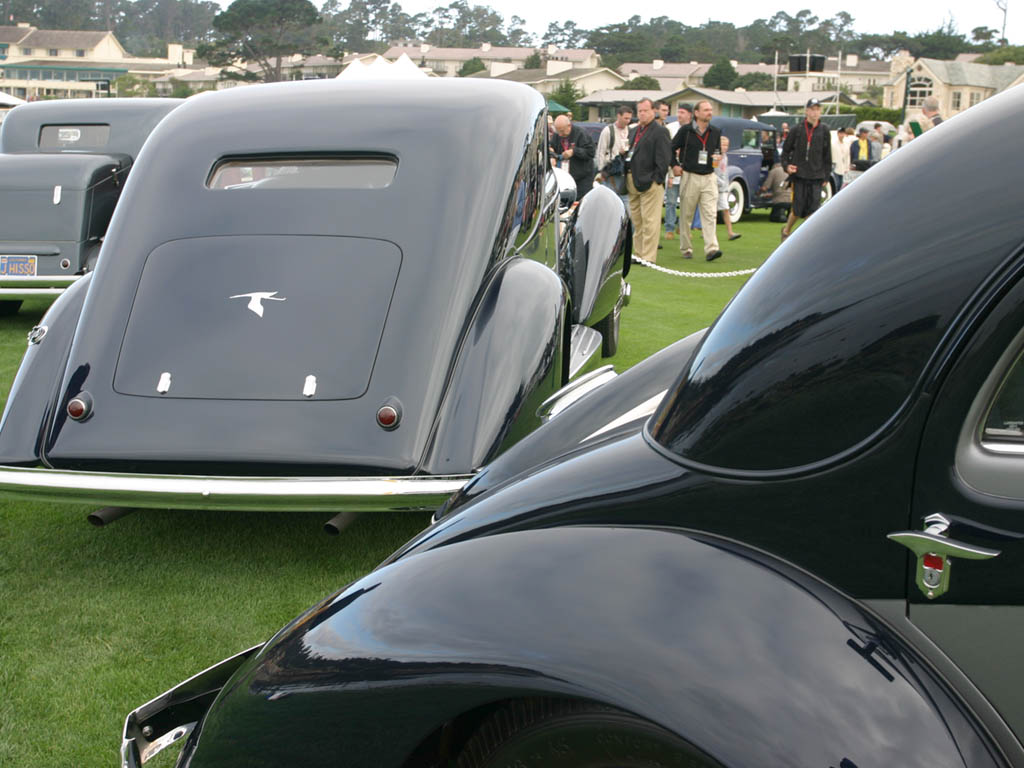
[617,75,660,90]
[733,72,774,90]
[458,56,485,75]
[523,51,541,68]
[199,0,324,83]
[549,77,585,120]
[977,45,1024,64]
[703,57,738,89]
[113,73,157,97]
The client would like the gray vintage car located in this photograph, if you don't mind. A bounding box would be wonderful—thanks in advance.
[0,79,630,531]
[0,97,182,313]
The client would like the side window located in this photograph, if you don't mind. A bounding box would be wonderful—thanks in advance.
[983,351,1024,445]
[741,129,759,149]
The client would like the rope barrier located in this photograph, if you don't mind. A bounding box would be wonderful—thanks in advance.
[631,255,758,278]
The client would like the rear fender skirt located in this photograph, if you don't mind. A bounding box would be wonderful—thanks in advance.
[420,258,568,474]
[563,184,629,326]
[184,527,1004,768]
[0,272,92,464]
[437,329,706,516]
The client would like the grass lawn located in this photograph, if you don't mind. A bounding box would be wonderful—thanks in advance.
[0,209,782,767]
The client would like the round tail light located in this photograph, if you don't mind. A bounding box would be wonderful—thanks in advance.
[376,400,402,430]
[67,393,93,421]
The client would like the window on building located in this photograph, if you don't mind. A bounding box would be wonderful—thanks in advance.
[21,47,31,55]
[75,49,85,57]
[906,76,933,107]
[952,91,962,110]
[970,91,982,107]
[0,44,8,61]
[48,48,57,56]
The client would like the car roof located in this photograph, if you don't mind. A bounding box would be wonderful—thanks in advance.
[652,84,1024,475]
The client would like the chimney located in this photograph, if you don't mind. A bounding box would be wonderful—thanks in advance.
[546,59,572,76]
[16,21,30,27]
[729,59,738,67]
[845,53,858,67]
[419,43,431,54]
[547,44,557,55]
[652,59,664,70]
[481,42,491,52]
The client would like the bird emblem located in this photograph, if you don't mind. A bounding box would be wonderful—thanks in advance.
[229,291,287,318]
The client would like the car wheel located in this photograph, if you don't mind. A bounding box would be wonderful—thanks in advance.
[727,179,745,223]
[0,300,23,316]
[456,699,712,768]
[596,305,619,357]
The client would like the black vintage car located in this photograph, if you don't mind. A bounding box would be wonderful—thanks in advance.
[0,97,182,313]
[122,83,1024,767]
[0,79,630,530]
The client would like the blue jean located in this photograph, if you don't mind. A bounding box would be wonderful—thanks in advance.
[664,182,680,233]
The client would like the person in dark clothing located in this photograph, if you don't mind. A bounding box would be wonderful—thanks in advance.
[549,114,596,199]
[671,99,723,260]
[780,98,832,241]
[626,97,671,264]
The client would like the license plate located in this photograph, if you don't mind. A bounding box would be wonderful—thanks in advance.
[0,255,37,277]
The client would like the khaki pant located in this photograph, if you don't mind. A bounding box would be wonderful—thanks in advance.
[678,171,719,256]
[626,175,663,264]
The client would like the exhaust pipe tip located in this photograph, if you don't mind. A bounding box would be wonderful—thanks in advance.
[87,506,135,527]
[323,511,359,536]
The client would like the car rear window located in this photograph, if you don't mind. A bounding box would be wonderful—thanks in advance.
[207,156,397,190]
[39,124,110,150]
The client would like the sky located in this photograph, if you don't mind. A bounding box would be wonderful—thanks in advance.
[386,1,1022,47]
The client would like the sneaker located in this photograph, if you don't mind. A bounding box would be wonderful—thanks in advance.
[681,250,693,259]
[705,250,723,262]
[728,233,742,241]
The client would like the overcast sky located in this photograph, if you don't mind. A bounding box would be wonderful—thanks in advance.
[383,1,1021,47]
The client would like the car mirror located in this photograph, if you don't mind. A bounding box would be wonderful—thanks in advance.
[552,167,576,209]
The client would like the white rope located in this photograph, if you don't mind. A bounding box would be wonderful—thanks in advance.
[631,255,757,278]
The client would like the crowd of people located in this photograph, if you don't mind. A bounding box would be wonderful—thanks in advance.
[549,93,944,263]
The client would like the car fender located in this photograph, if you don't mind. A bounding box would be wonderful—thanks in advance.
[183,526,1003,768]
[420,257,568,474]
[438,328,706,516]
[0,272,91,464]
[563,183,629,326]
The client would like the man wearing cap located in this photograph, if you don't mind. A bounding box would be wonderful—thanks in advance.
[780,98,831,240]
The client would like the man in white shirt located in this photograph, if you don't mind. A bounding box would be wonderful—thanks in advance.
[663,103,691,239]
[595,105,633,197]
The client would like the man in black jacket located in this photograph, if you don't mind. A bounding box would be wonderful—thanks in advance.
[671,99,723,261]
[626,97,671,264]
[780,98,832,240]
[549,114,596,199]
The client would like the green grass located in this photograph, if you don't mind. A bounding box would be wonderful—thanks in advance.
[0,210,781,767]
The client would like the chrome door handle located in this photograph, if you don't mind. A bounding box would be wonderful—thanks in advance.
[888,514,1001,600]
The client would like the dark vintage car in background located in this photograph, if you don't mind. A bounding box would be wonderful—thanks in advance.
[0,97,182,313]
[121,81,1024,767]
[0,79,630,532]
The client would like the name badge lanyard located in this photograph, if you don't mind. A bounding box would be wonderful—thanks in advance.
[632,124,649,149]
[695,128,711,165]
[804,120,815,161]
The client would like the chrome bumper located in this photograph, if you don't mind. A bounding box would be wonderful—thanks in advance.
[0,466,471,512]
[0,274,80,299]
[121,644,263,768]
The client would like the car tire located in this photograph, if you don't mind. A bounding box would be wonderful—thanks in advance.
[596,305,619,357]
[0,300,23,316]
[456,698,712,768]
[727,179,745,223]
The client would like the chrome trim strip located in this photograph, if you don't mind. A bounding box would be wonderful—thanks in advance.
[0,275,80,287]
[0,288,68,298]
[581,389,667,443]
[567,324,602,379]
[980,440,1024,455]
[0,466,470,512]
[537,364,616,422]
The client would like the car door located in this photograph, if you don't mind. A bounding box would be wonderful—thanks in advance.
[908,264,1024,743]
